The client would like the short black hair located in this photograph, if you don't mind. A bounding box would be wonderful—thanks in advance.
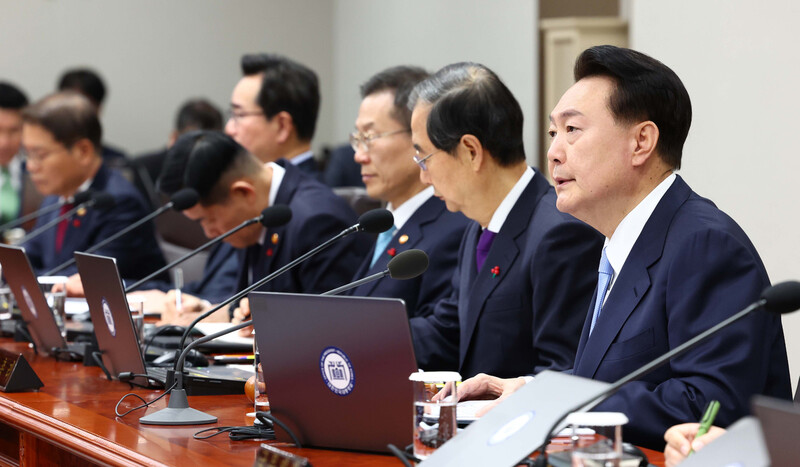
[22,92,102,150]
[574,45,691,169]
[158,130,261,205]
[409,62,525,166]
[175,99,223,134]
[57,68,107,108]
[0,82,28,110]
[240,53,320,141]
[360,66,430,128]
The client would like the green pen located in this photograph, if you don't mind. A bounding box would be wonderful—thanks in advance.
[689,399,720,455]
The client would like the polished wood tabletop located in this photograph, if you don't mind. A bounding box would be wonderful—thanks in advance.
[0,338,664,466]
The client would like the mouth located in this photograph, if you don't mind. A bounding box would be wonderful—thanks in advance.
[553,176,574,188]
[361,173,375,182]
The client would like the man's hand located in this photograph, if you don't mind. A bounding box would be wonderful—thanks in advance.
[664,422,726,467]
[158,291,210,326]
[231,298,253,337]
[435,373,527,417]
[57,273,84,297]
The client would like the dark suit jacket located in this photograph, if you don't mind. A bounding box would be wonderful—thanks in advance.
[23,163,166,280]
[143,242,240,304]
[348,196,470,319]
[237,161,370,296]
[410,171,604,379]
[572,176,791,449]
[322,144,363,188]
[292,155,321,180]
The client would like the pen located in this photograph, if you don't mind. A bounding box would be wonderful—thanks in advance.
[689,399,720,455]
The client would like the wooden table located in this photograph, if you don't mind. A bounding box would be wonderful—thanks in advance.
[0,339,664,466]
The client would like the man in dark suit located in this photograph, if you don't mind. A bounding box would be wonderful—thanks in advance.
[347,66,470,319]
[456,46,791,450]
[0,82,30,227]
[20,92,165,283]
[407,63,603,378]
[156,131,368,325]
[224,54,321,177]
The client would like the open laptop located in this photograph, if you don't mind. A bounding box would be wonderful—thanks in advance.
[250,292,418,453]
[0,244,88,357]
[74,252,252,394]
[752,394,800,466]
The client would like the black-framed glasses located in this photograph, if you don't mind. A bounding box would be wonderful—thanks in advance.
[349,129,409,152]
[412,148,440,171]
[227,109,264,125]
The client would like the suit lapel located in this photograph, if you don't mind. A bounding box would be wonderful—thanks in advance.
[573,176,693,378]
[459,174,550,365]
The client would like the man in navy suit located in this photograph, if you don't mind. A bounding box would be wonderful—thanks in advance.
[0,82,29,227]
[20,92,165,282]
[155,131,368,325]
[456,46,791,450]
[407,63,603,378]
[224,54,321,177]
[348,66,470,318]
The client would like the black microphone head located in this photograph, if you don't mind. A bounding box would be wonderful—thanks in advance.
[170,188,199,210]
[761,281,800,314]
[358,209,394,234]
[72,190,94,204]
[387,249,429,280]
[260,204,292,228]
[90,192,116,210]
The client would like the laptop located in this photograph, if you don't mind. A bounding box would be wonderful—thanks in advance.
[0,244,88,357]
[752,394,800,466]
[250,292,418,453]
[74,252,252,394]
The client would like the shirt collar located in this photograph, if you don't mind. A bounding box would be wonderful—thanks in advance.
[61,176,95,204]
[604,173,677,282]
[386,186,434,230]
[257,162,286,245]
[289,150,314,166]
[486,166,535,233]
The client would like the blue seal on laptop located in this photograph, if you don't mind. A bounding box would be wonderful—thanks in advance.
[319,346,355,396]
[488,411,535,446]
[101,297,116,337]
[20,285,37,318]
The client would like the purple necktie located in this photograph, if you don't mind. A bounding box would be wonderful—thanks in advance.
[475,229,496,272]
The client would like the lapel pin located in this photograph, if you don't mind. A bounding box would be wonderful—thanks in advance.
[271,233,279,244]
[491,266,500,278]
[77,207,87,216]
[398,234,409,244]
[266,248,273,257]
[72,219,81,228]
[387,247,397,257]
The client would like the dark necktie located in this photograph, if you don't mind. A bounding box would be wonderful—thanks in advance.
[475,229,496,272]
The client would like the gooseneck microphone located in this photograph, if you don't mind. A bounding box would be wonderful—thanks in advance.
[124,204,292,293]
[44,188,200,276]
[18,191,116,244]
[0,190,94,233]
[530,280,800,466]
[173,208,394,356]
[322,249,429,295]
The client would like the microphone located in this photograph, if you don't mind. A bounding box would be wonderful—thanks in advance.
[18,191,116,244]
[171,208,395,363]
[0,190,95,233]
[322,249,429,295]
[124,204,292,292]
[43,188,200,276]
[530,280,800,465]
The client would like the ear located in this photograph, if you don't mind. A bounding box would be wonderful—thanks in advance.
[459,134,485,172]
[70,138,96,165]
[167,130,179,148]
[228,179,258,203]
[630,121,659,167]
[272,111,295,144]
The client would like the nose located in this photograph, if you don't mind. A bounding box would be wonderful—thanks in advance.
[224,118,237,137]
[353,146,369,165]
[419,167,431,185]
[546,135,564,167]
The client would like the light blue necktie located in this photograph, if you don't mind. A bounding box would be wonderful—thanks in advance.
[370,225,396,267]
[589,248,614,334]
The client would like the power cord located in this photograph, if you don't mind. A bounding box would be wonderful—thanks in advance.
[114,380,177,418]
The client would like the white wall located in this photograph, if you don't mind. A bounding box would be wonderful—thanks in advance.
[630,0,800,388]
[0,0,334,155]
[0,0,538,163]
[331,0,539,164]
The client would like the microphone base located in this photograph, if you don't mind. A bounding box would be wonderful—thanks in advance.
[139,389,218,425]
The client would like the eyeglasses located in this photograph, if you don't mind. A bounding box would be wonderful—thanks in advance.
[19,147,61,165]
[227,109,264,125]
[412,148,440,171]
[349,129,409,152]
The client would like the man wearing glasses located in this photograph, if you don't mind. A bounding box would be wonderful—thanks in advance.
[225,53,321,177]
[347,66,470,320]
[407,63,603,378]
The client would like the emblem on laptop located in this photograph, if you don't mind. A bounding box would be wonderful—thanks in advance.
[20,285,36,318]
[319,346,355,396]
[487,411,535,446]
[101,297,116,337]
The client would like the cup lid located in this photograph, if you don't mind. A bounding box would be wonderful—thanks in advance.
[409,371,462,383]
[37,275,69,284]
[565,412,629,427]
